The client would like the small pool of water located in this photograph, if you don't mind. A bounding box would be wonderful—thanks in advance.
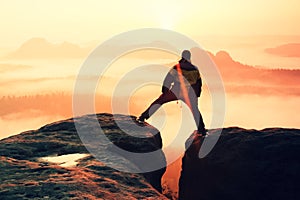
[39,153,90,167]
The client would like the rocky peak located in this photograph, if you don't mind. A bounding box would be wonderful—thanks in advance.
[179,127,300,200]
[0,113,167,199]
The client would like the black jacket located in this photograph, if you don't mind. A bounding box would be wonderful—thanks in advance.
[162,59,202,97]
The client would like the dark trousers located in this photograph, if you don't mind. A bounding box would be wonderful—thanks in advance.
[140,90,206,133]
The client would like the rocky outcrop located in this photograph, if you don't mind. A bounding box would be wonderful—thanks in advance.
[0,113,167,199]
[179,127,300,200]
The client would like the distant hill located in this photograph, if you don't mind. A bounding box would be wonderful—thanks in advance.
[206,50,300,96]
[265,43,300,57]
[4,38,91,59]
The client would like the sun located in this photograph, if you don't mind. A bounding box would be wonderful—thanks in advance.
[160,15,176,29]
[151,2,180,29]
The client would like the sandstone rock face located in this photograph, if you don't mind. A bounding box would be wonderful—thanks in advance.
[0,113,167,199]
[179,127,300,200]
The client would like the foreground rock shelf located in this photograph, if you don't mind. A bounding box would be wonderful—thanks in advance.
[0,113,167,199]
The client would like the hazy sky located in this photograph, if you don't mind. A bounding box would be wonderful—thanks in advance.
[0,0,300,139]
[1,0,300,47]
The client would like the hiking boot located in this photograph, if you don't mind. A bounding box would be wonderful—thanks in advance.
[196,130,207,137]
[137,115,146,123]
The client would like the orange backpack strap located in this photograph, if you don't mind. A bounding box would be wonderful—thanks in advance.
[176,63,191,109]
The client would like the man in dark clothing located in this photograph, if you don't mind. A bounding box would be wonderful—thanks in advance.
[138,50,206,136]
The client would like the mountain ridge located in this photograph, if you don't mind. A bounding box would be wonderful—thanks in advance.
[3,37,91,59]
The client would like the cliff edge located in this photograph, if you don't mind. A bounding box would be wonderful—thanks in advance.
[0,113,167,199]
[179,127,300,200]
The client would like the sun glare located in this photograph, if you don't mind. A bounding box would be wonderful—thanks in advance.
[151,1,181,29]
[160,14,176,29]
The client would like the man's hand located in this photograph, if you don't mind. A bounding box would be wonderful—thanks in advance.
[162,86,169,94]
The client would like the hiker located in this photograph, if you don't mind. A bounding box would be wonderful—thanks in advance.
[138,50,206,136]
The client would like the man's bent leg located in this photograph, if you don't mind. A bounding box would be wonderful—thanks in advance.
[139,91,177,121]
